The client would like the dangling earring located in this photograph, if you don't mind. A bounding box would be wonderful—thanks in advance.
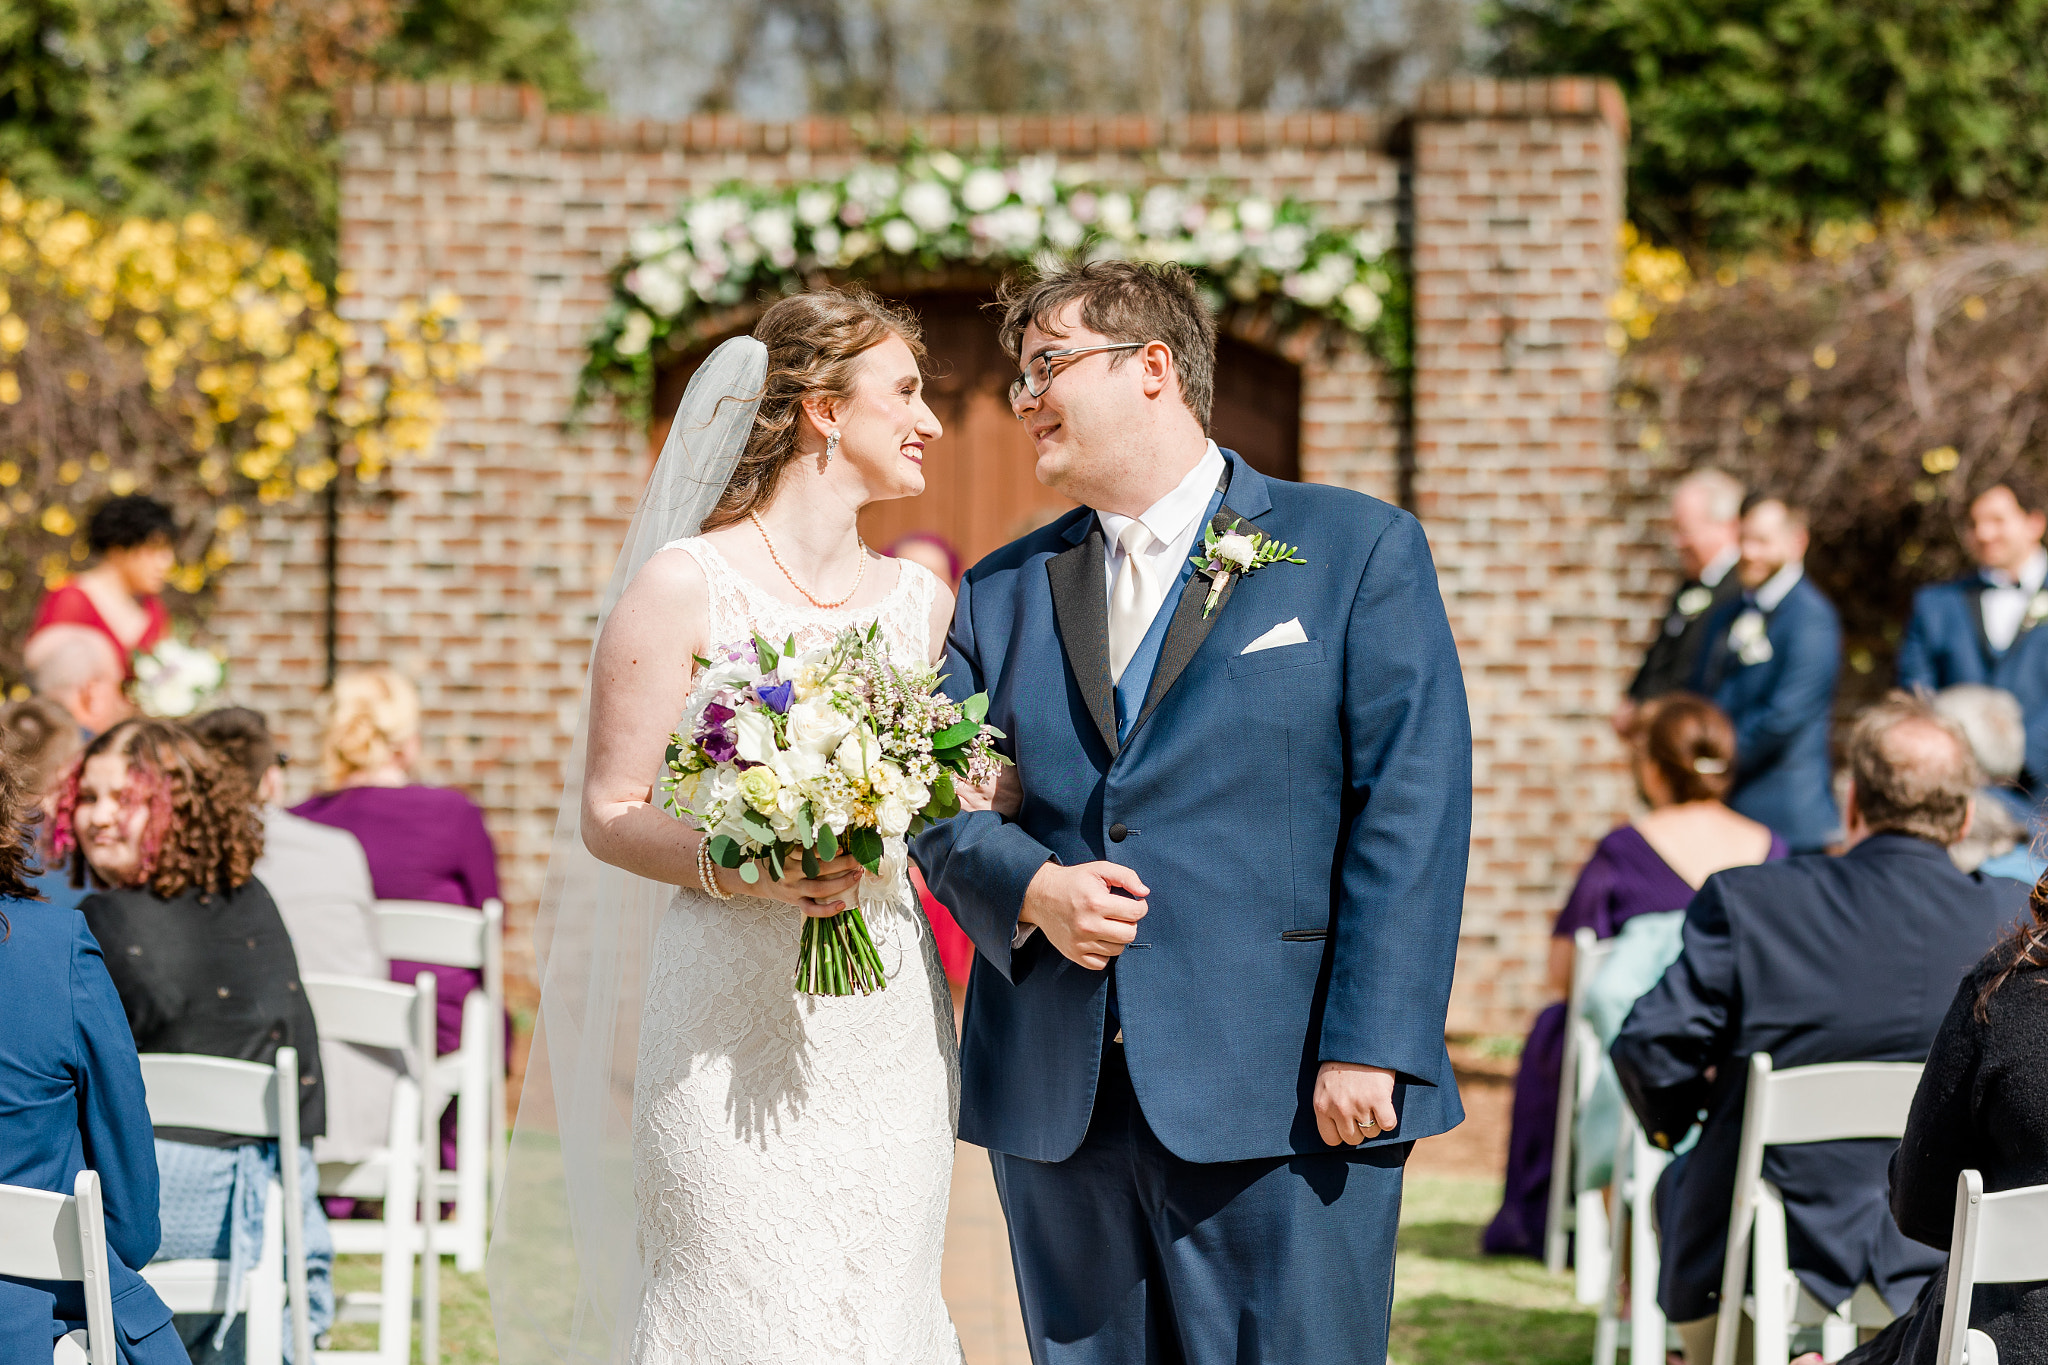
[824,430,840,467]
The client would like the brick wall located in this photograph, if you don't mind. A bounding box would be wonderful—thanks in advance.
[207,78,1641,1033]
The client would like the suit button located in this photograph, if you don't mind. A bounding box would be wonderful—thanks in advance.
[1109,822,1128,842]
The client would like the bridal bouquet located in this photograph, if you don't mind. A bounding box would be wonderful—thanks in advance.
[663,623,1007,996]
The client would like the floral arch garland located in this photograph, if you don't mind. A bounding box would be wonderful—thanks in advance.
[579,151,1406,414]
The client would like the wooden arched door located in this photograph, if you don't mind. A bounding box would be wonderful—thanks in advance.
[652,291,1300,572]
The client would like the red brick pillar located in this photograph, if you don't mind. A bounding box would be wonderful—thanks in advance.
[1409,78,1637,1035]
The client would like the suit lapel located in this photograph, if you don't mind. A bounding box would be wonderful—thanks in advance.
[1129,456,1270,739]
[1046,522,1119,756]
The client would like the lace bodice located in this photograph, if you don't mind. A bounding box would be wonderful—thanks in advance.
[631,535,961,1365]
[665,535,939,669]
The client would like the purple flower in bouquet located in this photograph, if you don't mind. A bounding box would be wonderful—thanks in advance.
[756,679,795,714]
[697,701,738,764]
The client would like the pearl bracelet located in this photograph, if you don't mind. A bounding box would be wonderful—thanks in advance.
[697,840,734,901]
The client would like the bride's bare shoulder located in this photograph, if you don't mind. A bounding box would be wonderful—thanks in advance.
[601,545,710,664]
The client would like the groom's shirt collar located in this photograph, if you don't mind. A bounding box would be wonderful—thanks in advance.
[1096,440,1226,591]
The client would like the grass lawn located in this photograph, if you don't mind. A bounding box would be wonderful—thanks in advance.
[330,1174,1590,1364]
[1394,1177,1597,1365]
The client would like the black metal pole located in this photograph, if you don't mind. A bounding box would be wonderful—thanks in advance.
[323,432,340,688]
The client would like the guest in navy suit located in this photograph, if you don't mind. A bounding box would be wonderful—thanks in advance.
[916,261,1471,1364]
[1897,479,2048,802]
[1691,496,1843,852]
[1614,469,1745,737]
[1613,693,2028,1365]
[0,735,182,1364]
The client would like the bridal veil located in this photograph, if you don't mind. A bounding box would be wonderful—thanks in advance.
[489,336,767,1362]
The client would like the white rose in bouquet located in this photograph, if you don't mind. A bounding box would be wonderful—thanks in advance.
[876,796,914,838]
[834,726,881,783]
[787,697,855,755]
[132,639,226,718]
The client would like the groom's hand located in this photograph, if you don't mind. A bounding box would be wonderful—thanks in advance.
[1018,862,1149,971]
[1314,1062,1399,1146]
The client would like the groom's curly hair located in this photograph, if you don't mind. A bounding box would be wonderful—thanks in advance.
[701,286,926,531]
[994,260,1217,429]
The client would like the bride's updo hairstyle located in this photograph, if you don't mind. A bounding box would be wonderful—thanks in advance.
[699,286,926,531]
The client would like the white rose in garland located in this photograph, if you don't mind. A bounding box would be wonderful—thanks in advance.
[579,150,1407,415]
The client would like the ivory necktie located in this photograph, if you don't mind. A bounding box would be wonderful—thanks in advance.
[1107,521,1162,684]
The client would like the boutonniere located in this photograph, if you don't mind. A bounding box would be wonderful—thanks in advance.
[1191,520,1305,618]
[1729,608,1774,666]
[2025,590,2048,629]
[1676,585,1715,617]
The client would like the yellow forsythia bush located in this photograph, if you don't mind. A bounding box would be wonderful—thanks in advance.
[0,181,484,677]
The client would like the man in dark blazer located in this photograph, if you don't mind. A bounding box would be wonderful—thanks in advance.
[1614,469,1745,736]
[1612,693,2029,1365]
[1692,496,1842,851]
[916,261,1471,1364]
[1897,479,2048,799]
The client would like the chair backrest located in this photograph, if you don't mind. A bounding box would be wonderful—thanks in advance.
[140,1051,297,1143]
[1752,1055,1926,1146]
[0,1172,120,1360]
[1940,1171,2048,1365]
[374,900,491,970]
[302,973,432,1055]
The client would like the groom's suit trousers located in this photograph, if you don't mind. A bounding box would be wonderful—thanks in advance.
[989,1040,1407,1365]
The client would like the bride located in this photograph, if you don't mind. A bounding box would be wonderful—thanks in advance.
[495,288,965,1363]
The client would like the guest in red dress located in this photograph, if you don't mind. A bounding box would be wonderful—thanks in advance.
[28,495,176,680]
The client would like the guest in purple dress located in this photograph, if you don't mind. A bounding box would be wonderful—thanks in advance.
[292,667,501,1171]
[1485,694,1786,1257]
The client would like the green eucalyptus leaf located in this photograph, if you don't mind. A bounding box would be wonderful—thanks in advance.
[962,693,990,723]
[816,823,839,860]
[707,835,745,869]
[738,861,760,885]
[740,807,777,844]
[932,719,978,749]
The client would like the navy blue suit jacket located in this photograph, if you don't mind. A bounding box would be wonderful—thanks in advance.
[914,451,1473,1164]
[1691,576,1842,851]
[1897,575,2048,797]
[0,899,176,1362]
[1611,835,2027,1322]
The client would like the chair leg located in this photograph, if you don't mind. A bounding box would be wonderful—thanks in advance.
[246,1181,286,1365]
[1631,1143,1669,1365]
[1752,1189,1794,1365]
[456,994,490,1273]
[1596,1152,1627,1365]
[1576,1188,1612,1306]
[380,1082,423,1365]
[1821,1303,1857,1362]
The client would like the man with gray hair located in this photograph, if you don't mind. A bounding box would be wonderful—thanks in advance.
[1616,469,1746,735]
[23,624,132,736]
[1613,692,2028,1363]
[1931,684,2036,874]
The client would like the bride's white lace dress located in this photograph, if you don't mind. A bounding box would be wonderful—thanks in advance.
[630,537,964,1365]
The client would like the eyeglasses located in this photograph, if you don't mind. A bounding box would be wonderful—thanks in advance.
[1007,342,1150,405]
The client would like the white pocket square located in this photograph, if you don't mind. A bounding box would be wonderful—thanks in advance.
[1241,618,1309,654]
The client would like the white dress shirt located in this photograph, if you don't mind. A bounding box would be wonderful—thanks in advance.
[1097,440,1227,611]
[1980,549,2048,653]
[1752,561,1804,613]
[1700,545,1739,589]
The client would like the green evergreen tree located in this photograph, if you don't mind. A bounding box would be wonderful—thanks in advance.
[1490,0,2048,247]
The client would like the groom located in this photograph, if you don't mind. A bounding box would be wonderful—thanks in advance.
[915,261,1471,1363]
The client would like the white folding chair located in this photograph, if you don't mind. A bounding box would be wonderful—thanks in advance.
[1594,1105,1673,1365]
[301,972,441,1365]
[1546,926,1618,1303]
[139,1049,314,1365]
[372,897,504,1274]
[0,1170,118,1363]
[1713,1053,1924,1365]
[1936,1170,2048,1365]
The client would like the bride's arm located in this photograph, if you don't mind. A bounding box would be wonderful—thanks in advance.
[582,546,866,915]
[581,547,710,887]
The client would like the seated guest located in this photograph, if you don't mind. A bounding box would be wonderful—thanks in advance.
[25,621,134,736]
[0,750,183,1364]
[1691,495,1843,852]
[1614,470,1745,737]
[191,706,396,1173]
[1832,890,2048,1365]
[1898,478,2048,799]
[1930,685,2039,878]
[293,666,500,1171]
[0,695,88,909]
[30,493,176,679]
[1614,693,2029,1364]
[1484,694,1784,1256]
[57,718,334,1358]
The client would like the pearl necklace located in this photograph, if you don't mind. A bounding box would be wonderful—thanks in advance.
[750,511,868,609]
